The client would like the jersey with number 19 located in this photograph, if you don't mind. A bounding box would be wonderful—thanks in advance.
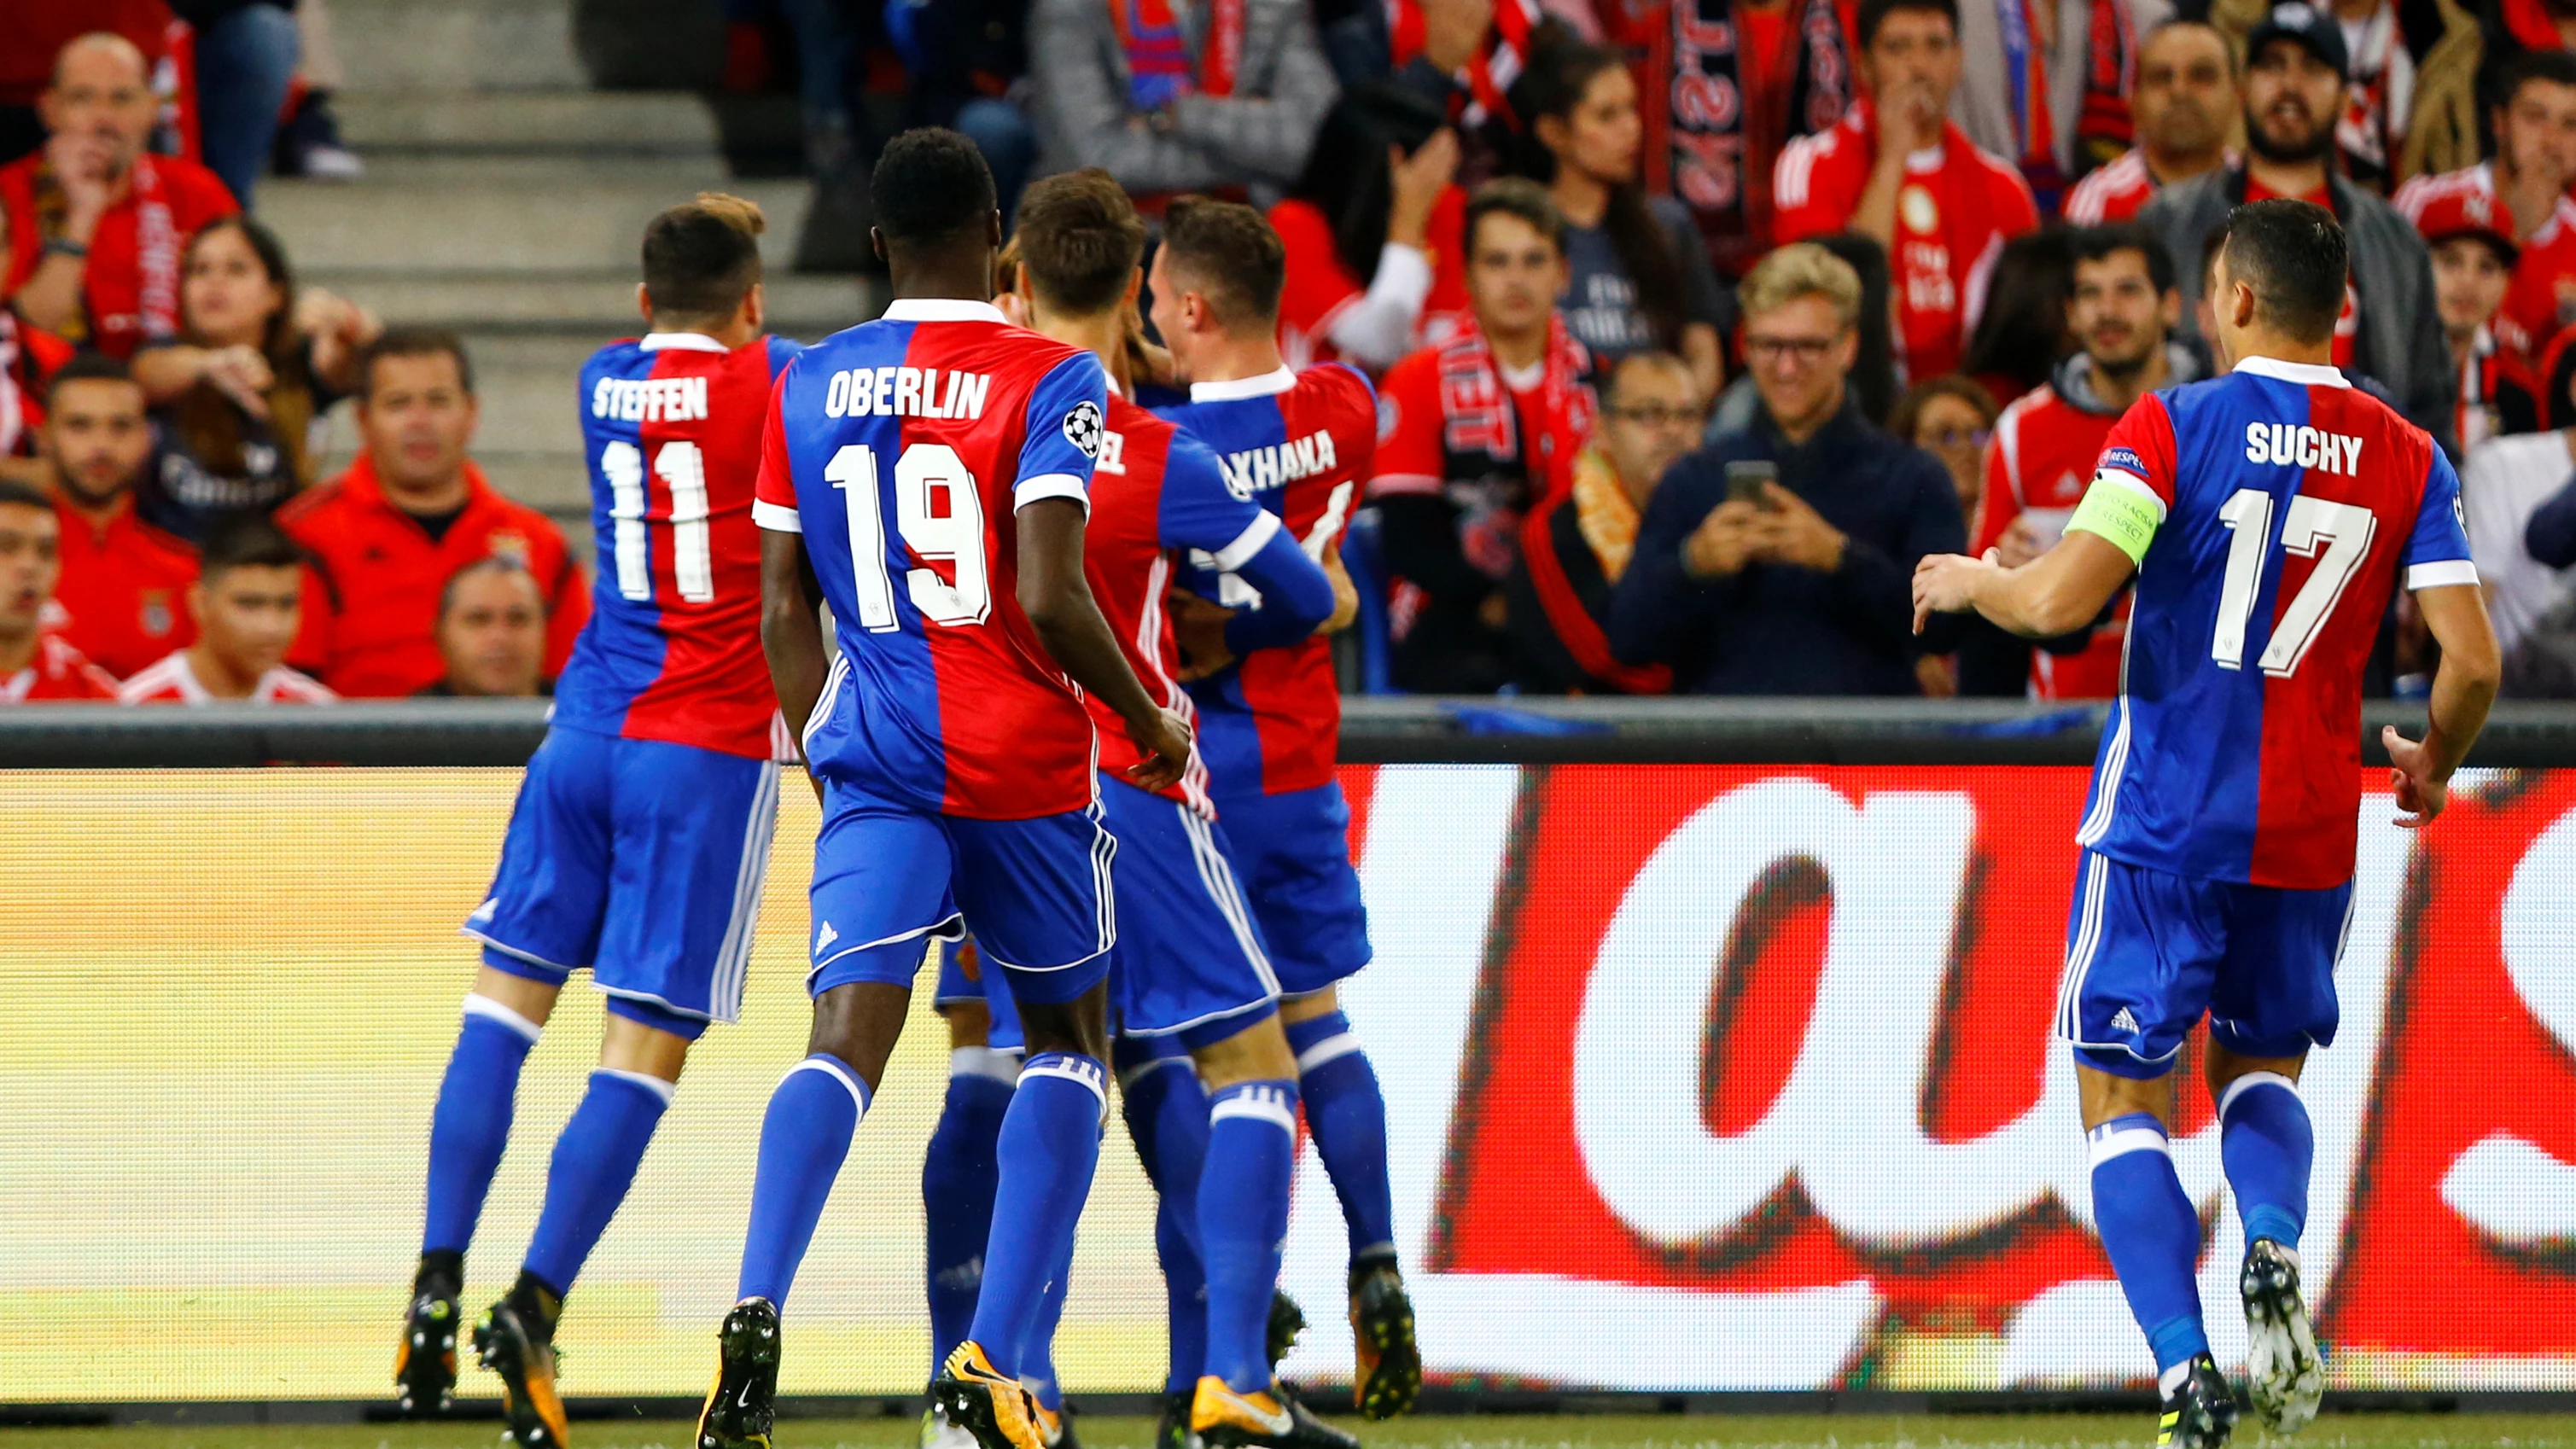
[755,298,1121,992]
[2054,355,2474,1076]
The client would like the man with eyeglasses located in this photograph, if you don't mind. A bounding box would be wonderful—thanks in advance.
[1607,242,1965,695]
[1970,223,2200,699]
[1506,351,1700,694]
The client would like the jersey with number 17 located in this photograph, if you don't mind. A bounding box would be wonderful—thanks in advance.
[2078,357,2474,890]
[554,331,801,759]
[752,298,1111,820]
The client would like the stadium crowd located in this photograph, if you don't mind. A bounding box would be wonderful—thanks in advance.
[15,0,2576,705]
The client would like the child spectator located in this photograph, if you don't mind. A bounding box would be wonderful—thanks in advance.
[1511,31,1729,397]
[2414,189,2543,449]
[0,477,119,702]
[131,214,376,539]
[278,328,587,697]
[1774,0,2039,383]
[1371,177,1597,693]
[119,512,332,703]
[418,555,549,699]
[1,33,238,360]
[1506,348,1696,694]
[1269,83,1468,370]
[42,352,200,678]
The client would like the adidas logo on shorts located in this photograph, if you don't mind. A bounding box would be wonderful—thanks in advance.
[2111,1006,2142,1033]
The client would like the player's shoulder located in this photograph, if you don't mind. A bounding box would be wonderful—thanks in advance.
[1109,392,1178,444]
[1303,359,1378,410]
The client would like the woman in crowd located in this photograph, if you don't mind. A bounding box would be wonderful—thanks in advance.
[131,214,377,540]
[1891,375,2001,698]
[1268,82,1468,371]
[1511,31,1728,398]
[1960,229,2075,409]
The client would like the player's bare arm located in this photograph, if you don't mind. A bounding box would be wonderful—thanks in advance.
[1015,495,1192,790]
[758,527,830,802]
[2384,583,2501,828]
[1912,530,2136,638]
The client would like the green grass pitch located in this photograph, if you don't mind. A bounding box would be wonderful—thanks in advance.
[31,1414,2576,1449]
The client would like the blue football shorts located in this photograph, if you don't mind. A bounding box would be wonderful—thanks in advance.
[932,934,1024,1052]
[1101,777,1280,1049]
[466,726,783,1041]
[807,779,1115,1006]
[1204,778,1372,998]
[2058,848,2353,1078]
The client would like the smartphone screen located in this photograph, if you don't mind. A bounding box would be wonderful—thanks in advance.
[1725,459,1780,508]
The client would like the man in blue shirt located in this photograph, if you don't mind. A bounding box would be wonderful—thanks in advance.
[1610,242,1967,694]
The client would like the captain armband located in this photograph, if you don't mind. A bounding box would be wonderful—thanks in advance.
[2066,474,2163,565]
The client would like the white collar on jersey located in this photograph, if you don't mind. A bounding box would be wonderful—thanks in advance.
[1189,367,1298,403]
[639,332,731,353]
[2232,355,2349,389]
[881,298,1010,324]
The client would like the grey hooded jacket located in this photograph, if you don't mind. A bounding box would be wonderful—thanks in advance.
[2136,165,2457,457]
[1029,0,1337,198]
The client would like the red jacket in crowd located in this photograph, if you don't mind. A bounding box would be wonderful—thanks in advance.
[52,491,199,679]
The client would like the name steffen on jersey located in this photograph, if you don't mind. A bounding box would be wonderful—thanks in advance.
[592,375,711,422]
[1218,427,1338,500]
[819,365,993,422]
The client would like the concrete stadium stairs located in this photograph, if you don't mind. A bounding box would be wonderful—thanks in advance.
[258,0,877,540]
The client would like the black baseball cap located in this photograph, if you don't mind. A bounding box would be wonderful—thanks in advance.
[2246,3,2352,81]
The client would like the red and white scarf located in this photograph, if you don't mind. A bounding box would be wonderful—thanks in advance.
[1389,0,1539,128]
[1431,314,1598,578]
[31,152,183,348]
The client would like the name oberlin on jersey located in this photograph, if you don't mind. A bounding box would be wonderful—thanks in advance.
[818,364,994,422]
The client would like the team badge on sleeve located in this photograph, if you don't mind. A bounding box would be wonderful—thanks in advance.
[2100,446,2146,478]
[1063,400,1105,458]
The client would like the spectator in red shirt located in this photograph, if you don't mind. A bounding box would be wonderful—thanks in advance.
[0,203,74,486]
[1371,177,1598,692]
[119,513,334,704]
[2063,20,2237,224]
[2412,189,2542,449]
[1774,0,2040,383]
[1270,84,1468,372]
[0,477,119,701]
[42,351,200,678]
[1,33,239,360]
[2394,49,2576,364]
[278,327,588,698]
[1972,223,2199,698]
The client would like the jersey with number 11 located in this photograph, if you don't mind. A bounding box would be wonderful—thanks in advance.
[2077,356,2474,890]
[557,330,801,759]
[753,298,1111,820]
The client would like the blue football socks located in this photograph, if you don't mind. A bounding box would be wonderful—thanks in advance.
[2089,1113,2210,1372]
[521,1068,673,1297]
[1023,1266,1069,1413]
[1285,1010,1396,1261]
[422,995,543,1260]
[1202,1079,1300,1393]
[1117,1040,1210,1394]
[924,1050,1015,1377]
[737,1055,871,1309]
[2220,1072,2313,1254]
[965,1053,1107,1378]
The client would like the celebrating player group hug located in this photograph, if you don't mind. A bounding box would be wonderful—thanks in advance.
[377,120,2503,1449]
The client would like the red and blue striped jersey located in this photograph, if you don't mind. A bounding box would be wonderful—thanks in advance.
[753,299,1110,820]
[2079,357,2475,888]
[1156,364,1377,797]
[553,332,800,759]
[1086,391,1315,815]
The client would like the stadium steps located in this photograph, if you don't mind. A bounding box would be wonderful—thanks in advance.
[257,0,878,538]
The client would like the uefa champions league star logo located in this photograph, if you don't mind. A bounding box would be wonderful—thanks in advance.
[1064,400,1105,458]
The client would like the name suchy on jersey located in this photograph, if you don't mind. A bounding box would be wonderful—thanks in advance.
[554,333,801,759]
[754,299,1110,819]
[2079,358,2474,888]
[1157,364,1378,797]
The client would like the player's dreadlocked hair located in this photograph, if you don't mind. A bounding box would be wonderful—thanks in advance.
[870,127,998,249]
[643,192,766,323]
[2220,199,2349,346]
[1014,169,1145,318]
